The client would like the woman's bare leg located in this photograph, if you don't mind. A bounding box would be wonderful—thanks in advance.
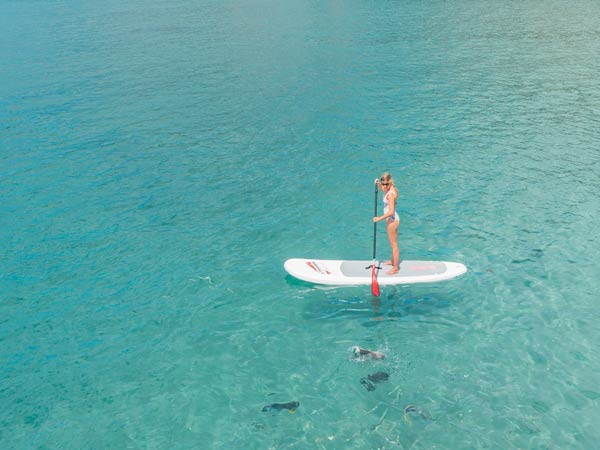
[386,220,400,274]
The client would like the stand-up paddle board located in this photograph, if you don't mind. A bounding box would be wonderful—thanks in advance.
[284,259,467,286]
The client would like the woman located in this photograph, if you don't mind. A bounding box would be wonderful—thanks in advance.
[374,172,400,274]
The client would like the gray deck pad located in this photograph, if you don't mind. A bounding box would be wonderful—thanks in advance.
[340,260,447,278]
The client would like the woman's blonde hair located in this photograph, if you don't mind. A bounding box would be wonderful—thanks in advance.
[380,172,394,186]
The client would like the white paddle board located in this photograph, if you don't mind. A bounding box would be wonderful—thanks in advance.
[284,259,467,286]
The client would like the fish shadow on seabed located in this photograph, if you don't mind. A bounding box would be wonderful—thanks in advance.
[360,371,390,392]
[261,401,300,414]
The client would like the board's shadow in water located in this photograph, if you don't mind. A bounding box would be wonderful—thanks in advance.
[298,284,458,324]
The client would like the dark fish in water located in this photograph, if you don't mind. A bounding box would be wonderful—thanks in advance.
[367,371,389,383]
[360,371,390,391]
[262,401,299,412]
[403,404,432,420]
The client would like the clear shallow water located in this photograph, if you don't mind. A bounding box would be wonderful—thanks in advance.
[1,0,600,448]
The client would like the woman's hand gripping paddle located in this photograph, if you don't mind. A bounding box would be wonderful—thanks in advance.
[371,180,380,297]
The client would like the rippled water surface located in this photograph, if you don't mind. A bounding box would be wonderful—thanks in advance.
[2,0,600,448]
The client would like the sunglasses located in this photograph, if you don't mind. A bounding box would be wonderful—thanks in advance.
[380,181,389,186]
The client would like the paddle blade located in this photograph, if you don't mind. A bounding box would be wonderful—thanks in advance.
[371,265,380,297]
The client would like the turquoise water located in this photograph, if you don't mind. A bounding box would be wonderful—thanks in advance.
[2,0,600,448]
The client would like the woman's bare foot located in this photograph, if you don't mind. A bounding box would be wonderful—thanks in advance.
[383,260,393,265]
[387,268,399,275]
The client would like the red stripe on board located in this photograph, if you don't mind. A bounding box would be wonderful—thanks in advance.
[306,261,319,272]
[306,261,331,275]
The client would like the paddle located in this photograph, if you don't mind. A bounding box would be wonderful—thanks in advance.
[371,180,380,297]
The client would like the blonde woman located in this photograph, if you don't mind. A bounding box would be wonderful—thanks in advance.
[374,172,400,274]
